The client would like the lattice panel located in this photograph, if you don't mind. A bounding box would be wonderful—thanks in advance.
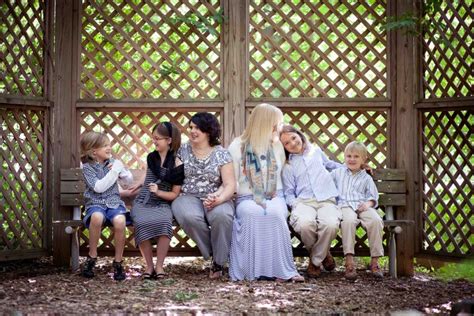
[81,0,222,99]
[78,224,200,256]
[81,110,221,169]
[421,110,473,257]
[0,1,45,96]
[249,0,387,98]
[0,107,45,251]
[282,109,388,167]
[422,1,473,99]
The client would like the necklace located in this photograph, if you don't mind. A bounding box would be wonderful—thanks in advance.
[192,146,213,160]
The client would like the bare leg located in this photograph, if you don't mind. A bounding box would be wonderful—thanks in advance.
[155,236,170,274]
[112,214,126,262]
[88,212,104,258]
[139,240,155,274]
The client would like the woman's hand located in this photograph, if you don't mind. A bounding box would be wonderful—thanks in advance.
[148,183,160,197]
[203,193,221,211]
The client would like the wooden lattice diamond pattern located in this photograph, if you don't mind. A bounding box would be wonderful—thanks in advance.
[81,110,221,169]
[421,110,473,256]
[0,1,45,96]
[0,107,44,251]
[81,0,222,99]
[249,0,387,98]
[423,1,473,99]
[283,110,388,167]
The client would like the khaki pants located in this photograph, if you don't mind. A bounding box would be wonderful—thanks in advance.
[340,206,384,257]
[289,198,341,267]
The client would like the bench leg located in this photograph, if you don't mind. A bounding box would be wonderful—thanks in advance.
[389,231,397,278]
[71,228,80,272]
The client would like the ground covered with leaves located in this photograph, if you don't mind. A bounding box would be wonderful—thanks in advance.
[0,256,472,314]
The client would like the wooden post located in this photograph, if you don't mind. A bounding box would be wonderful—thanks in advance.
[52,0,80,266]
[223,0,247,145]
[43,0,55,255]
[393,0,417,276]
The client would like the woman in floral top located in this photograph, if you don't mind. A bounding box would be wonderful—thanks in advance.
[171,112,236,279]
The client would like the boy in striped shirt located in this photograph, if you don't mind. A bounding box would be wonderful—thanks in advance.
[331,141,384,280]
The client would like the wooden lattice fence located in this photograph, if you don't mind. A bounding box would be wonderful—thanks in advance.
[0,0,472,275]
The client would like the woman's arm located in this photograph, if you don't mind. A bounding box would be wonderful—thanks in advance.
[149,184,181,201]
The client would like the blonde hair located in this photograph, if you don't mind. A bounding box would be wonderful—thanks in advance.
[80,131,110,163]
[241,103,283,154]
[345,141,368,160]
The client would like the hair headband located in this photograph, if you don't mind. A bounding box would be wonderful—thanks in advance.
[164,121,172,138]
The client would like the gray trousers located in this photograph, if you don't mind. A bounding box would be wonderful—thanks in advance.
[171,195,234,265]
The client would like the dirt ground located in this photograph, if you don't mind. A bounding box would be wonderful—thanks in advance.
[0,256,473,315]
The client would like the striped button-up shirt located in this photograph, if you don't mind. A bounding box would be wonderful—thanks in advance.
[282,144,341,208]
[331,166,379,211]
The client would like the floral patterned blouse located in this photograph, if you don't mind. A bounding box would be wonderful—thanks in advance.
[177,142,232,198]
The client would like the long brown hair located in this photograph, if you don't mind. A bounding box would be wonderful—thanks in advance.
[279,125,309,162]
[152,121,181,153]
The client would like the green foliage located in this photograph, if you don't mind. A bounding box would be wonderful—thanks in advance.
[173,291,198,302]
[159,64,179,77]
[434,259,474,282]
[381,0,449,45]
[169,7,226,37]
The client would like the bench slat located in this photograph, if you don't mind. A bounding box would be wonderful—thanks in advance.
[384,219,414,226]
[379,194,406,206]
[60,181,86,193]
[376,181,406,194]
[373,169,405,181]
[61,168,83,181]
[61,193,84,206]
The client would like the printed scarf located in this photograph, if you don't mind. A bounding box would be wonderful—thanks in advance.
[242,143,277,206]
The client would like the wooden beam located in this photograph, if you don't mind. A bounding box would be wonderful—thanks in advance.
[415,98,474,109]
[52,0,80,267]
[0,96,52,107]
[393,0,417,276]
[246,99,392,109]
[76,100,224,109]
[222,0,247,145]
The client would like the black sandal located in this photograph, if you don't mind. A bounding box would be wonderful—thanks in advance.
[142,270,156,280]
[209,262,223,279]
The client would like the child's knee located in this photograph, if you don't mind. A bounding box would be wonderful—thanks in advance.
[113,215,126,229]
[90,212,104,226]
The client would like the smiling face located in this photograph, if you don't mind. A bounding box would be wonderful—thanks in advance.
[93,141,112,163]
[280,132,304,154]
[344,149,366,173]
[152,130,171,154]
[188,122,209,146]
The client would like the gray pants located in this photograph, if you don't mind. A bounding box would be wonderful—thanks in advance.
[171,195,234,265]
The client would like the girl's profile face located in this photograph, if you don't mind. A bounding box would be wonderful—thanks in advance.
[93,141,112,163]
[280,132,304,154]
[152,130,171,153]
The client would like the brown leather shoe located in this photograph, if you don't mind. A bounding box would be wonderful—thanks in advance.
[307,261,321,278]
[370,264,384,279]
[322,252,336,271]
[345,264,357,280]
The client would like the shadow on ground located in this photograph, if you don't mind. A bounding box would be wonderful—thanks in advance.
[0,256,473,314]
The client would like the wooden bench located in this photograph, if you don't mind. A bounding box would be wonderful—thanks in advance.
[372,168,413,278]
[57,168,145,271]
[57,167,412,277]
